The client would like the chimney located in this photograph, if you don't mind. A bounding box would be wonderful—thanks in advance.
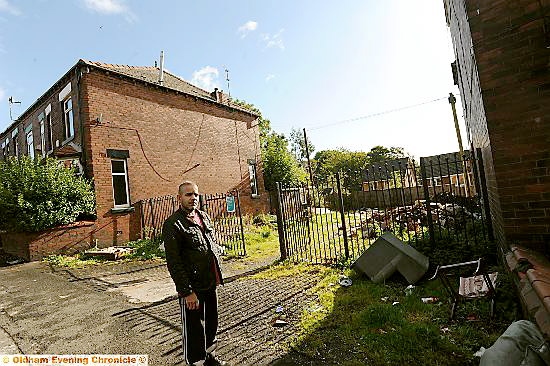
[211,88,224,103]
[158,51,164,85]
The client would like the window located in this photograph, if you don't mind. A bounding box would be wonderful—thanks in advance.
[39,113,46,158]
[4,137,9,156]
[111,159,130,208]
[63,98,74,140]
[248,160,259,197]
[46,113,53,152]
[1,140,6,158]
[11,128,18,157]
[25,125,34,159]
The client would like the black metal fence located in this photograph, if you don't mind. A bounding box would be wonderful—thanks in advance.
[275,150,493,264]
[138,191,246,256]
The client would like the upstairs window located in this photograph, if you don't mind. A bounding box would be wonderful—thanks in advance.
[11,128,18,157]
[25,125,34,159]
[63,98,74,140]
[46,112,53,153]
[39,113,46,158]
[58,83,74,142]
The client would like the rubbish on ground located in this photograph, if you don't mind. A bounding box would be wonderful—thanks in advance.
[467,314,479,321]
[84,246,134,260]
[377,328,387,334]
[275,305,284,313]
[7,259,23,265]
[473,347,486,357]
[339,276,352,287]
[421,297,439,304]
[405,285,415,295]
[273,319,288,327]
[59,295,70,299]
[381,297,389,302]
[392,301,399,306]
[440,327,450,334]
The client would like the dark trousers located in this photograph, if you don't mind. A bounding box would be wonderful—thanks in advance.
[178,288,219,365]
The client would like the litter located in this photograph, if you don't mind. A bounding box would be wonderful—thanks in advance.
[275,305,284,313]
[421,297,439,304]
[404,285,415,296]
[392,301,399,306]
[6,259,23,265]
[381,297,389,302]
[273,319,288,327]
[338,276,352,287]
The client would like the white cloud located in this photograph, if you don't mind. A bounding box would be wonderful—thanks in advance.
[191,66,219,92]
[0,0,21,16]
[237,20,258,39]
[261,29,285,50]
[83,0,136,22]
[265,74,275,82]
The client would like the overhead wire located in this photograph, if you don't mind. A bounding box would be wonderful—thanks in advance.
[307,96,448,131]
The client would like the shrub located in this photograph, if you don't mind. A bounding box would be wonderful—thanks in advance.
[0,156,96,232]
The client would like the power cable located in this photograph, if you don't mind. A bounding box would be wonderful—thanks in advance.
[307,96,448,131]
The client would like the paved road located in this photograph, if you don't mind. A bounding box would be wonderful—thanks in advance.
[0,258,320,365]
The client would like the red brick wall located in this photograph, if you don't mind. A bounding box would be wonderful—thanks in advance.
[1,221,96,261]
[0,76,82,161]
[445,0,550,253]
[79,69,270,245]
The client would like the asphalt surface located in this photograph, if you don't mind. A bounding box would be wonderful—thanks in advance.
[0,256,322,365]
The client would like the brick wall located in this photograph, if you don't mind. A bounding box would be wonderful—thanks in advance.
[80,69,270,245]
[1,221,96,261]
[445,0,550,253]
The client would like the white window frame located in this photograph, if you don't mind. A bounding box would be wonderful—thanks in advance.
[26,128,34,159]
[248,160,259,197]
[110,159,130,208]
[63,97,74,141]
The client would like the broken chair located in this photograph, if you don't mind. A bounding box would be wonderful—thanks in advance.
[430,258,498,320]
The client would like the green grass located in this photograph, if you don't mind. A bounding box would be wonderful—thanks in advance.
[269,265,515,366]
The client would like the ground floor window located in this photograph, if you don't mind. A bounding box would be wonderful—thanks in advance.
[248,159,259,197]
[111,159,130,207]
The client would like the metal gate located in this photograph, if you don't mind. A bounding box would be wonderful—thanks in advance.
[275,149,493,264]
[138,191,246,256]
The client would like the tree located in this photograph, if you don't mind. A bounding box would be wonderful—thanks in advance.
[367,145,406,164]
[232,99,307,190]
[289,128,315,162]
[262,133,307,191]
[0,156,96,232]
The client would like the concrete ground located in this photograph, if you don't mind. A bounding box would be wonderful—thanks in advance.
[0,255,321,365]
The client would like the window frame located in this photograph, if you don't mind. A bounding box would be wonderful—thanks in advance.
[110,158,131,208]
[25,126,34,159]
[248,160,259,197]
[62,97,74,142]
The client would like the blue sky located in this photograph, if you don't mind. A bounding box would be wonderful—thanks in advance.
[0,0,466,159]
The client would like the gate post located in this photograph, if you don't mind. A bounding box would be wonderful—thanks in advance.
[475,148,495,242]
[336,172,350,259]
[235,190,247,256]
[275,182,288,260]
[420,159,436,247]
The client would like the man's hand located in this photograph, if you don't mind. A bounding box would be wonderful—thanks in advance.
[184,292,200,310]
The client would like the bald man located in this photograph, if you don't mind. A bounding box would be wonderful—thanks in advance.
[162,181,226,366]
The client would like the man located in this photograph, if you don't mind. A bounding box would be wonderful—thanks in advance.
[162,181,227,366]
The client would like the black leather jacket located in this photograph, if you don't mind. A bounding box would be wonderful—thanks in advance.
[162,208,224,296]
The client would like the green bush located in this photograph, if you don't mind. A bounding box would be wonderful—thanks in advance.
[125,237,166,260]
[0,156,96,232]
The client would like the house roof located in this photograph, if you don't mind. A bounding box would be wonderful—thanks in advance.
[364,157,412,181]
[420,150,471,178]
[0,59,259,138]
[81,60,214,100]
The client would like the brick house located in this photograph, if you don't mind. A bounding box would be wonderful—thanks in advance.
[0,59,270,258]
[444,0,550,336]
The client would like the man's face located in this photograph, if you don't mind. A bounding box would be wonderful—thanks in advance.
[179,184,199,211]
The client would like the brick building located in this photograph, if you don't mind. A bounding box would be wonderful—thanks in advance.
[0,59,269,255]
[444,0,550,335]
